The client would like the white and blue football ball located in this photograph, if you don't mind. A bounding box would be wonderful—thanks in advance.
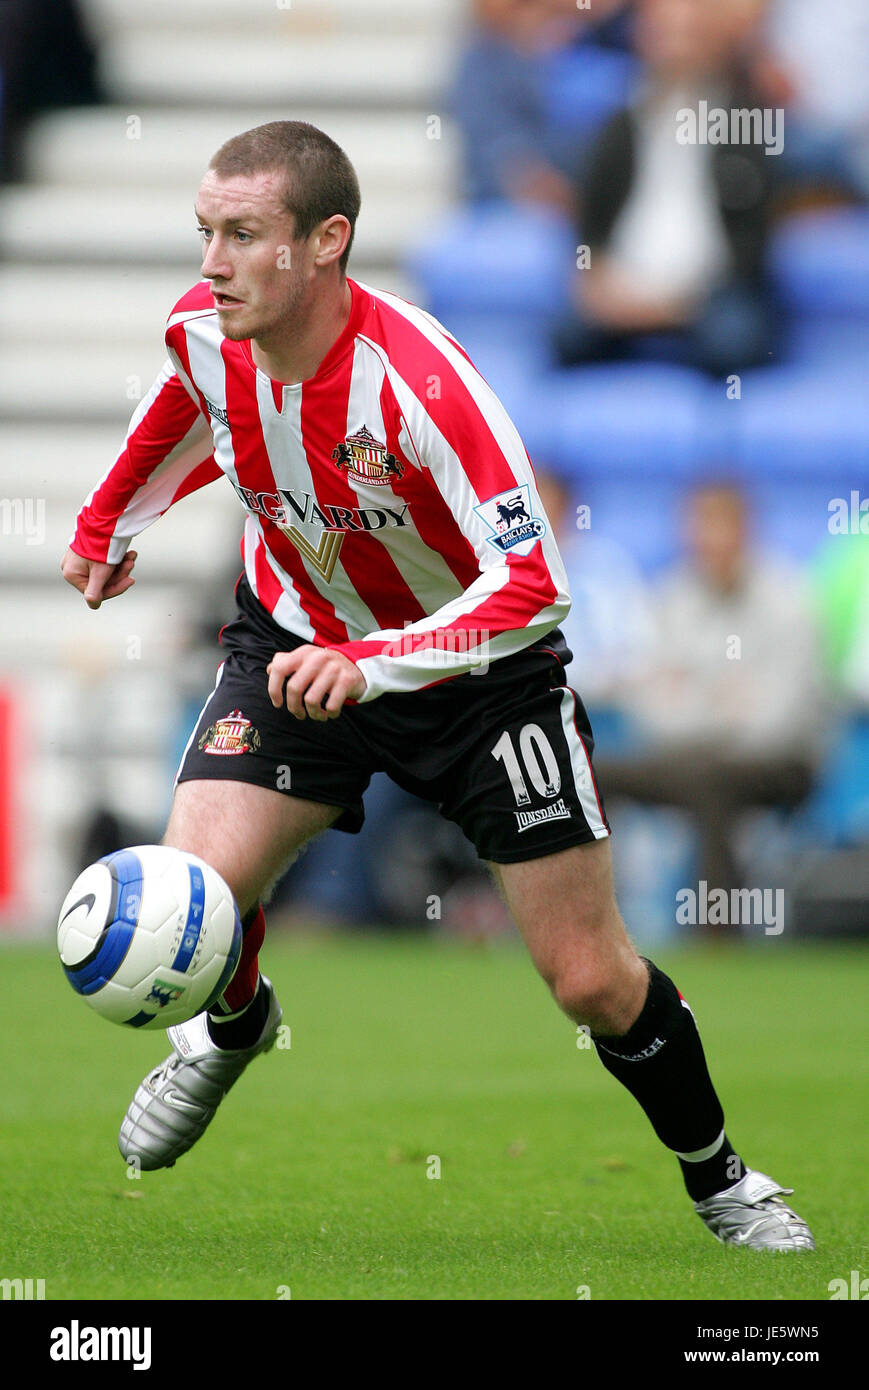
[57,845,243,1030]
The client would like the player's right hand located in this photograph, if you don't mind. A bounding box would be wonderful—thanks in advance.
[61,547,138,609]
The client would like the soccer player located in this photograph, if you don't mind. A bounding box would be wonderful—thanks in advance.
[62,121,812,1251]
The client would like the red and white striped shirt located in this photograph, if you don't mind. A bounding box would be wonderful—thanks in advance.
[72,278,570,701]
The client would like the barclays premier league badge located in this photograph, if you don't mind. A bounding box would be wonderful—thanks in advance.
[474,484,546,557]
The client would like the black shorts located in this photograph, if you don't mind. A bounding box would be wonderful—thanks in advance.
[175,576,611,864]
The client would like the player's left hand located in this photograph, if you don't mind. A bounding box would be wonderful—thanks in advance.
[267,646,366,721]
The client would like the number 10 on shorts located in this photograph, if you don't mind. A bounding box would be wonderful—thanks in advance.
[491,724,562,806]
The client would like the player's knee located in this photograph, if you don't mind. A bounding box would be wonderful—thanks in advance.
[549,948,646,1034]
[551,965,621,1030]
[162,838,255,917]
[160,821,253,917]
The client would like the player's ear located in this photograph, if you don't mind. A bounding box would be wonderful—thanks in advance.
[312,215,351,269]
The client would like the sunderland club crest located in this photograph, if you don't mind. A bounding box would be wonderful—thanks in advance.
[198,710,261,757]
[332,426,404,487]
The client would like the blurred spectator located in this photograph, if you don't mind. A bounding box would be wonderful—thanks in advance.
[593,480,828,903]
[535,468,655,711]
[760,0,869,203]
[555,0,777,375]
[447,0,632,211]
[0,0,102,182]
[812,532,869,710]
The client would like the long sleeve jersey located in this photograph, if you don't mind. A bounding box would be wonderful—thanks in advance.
[72,278,571,702]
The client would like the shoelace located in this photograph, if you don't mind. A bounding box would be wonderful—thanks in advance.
[722,1195,798,1231]
[147,1053,181,1093]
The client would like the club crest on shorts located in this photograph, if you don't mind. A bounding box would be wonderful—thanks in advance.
[198,709,261,757]
[474,484,546,556]
[332,426,404,487]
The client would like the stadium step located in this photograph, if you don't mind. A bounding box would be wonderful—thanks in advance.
[98,30,452,108]
[0,182,452,270]
[3,0,467,931]
[0,583,217,668]
[84,0,463,39]
[0,263,416,357]
[23,107,459,197]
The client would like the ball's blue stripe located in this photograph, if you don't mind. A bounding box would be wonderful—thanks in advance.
[63,849,143,996]
[169,862,206,974]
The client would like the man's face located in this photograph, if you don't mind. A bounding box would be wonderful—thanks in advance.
[634,0,736,80]
[687,488,747,587]
[194,168,314,346]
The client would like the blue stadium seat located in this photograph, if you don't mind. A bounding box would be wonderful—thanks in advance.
[735,476,847,563]
[541,43,641,138]
[770,208,869,372]
[542,362,723,479]
[794,713,869,846]
[727,365,869,478]
[441,311,553,377]
[438,312,557,459]
[770,208,869,317]
[563,473,684,573]
[408,203,575,323]
[784,317,869,370]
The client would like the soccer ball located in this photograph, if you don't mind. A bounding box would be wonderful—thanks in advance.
[57,845,243,1030]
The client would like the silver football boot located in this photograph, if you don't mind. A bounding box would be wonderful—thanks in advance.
[694,1169,815,1251]
[118,977,282,1171]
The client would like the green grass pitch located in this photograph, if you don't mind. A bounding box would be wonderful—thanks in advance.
[1,933,867,1301]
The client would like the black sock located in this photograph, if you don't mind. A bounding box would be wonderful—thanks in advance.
[592,958,745,1202]
[677,1133,745,1202]
[207,976,269,1051]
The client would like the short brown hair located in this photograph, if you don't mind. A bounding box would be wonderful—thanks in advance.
[209,121,361,271]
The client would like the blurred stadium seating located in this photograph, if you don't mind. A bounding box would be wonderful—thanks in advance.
[412,200,869,573]
[1,0,866,933]
[0,0,462,926]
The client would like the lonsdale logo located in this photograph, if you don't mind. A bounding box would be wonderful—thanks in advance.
[231,484,412,581]
[204,397,229,428]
